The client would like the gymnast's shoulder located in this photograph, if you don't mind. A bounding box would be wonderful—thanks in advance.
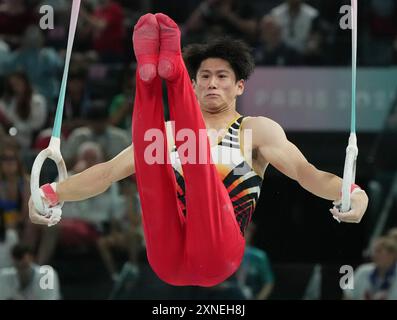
[240,116,287,144]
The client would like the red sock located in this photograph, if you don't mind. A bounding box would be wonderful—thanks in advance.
[156,13,183,81]
[132,13,159,82]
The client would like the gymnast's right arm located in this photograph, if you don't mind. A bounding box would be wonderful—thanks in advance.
[29,145,135,225]
[57,144,135,202]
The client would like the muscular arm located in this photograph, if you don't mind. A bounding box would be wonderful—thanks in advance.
[246,116,368,223]
[251,117,341,200]
[57,145,135,202]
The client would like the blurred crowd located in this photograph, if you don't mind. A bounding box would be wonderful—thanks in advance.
[1,0,396,155]
[0,0,397,300]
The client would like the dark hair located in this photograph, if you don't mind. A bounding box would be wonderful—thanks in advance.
[11,243,33,260]
[183,37,255,81]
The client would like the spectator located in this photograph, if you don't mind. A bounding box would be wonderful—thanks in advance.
[269,0,319,55]
[80,0,126,63]
[0,243,61,300]
[255,15,302,66]
[0,71,47,150]
[62,68,92,137]
[344,237,397,300]
[0,138,29,238]
[26,141,126,267]
[362,0,397,65]
[59,142,126,252]
[184,0,258,45]
[10,25,62,108]
[97,178,143,281]
[62,102,131,166]
[235,222,275,299]
[108,67,135,130]
[0,137,55,267]
[0,0,38,49]
[0,140,21,268]
[0,219,18,269]
[25,142,124,267]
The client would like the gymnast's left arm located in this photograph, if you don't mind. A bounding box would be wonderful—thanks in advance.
[250,116,368,223]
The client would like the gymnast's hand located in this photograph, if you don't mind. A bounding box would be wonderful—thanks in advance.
[330,189,369,223]
[29,183,62,227]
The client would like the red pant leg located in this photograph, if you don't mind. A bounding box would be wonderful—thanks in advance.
[133,63,245,287]
[132,73,187,285]
[165,57,245,286]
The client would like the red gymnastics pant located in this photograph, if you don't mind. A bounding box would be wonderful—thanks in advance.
[131,58,245,287]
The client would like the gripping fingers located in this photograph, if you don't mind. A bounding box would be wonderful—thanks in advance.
[330,199,342,222]
[330,207,361,223]
[29,206,52,225]
[47,207,62,227]
[28,198,62,226]
[330,207,341,223]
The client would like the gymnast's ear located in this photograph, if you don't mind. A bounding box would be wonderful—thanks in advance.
[192,79,197,89]
[236,79,245,96]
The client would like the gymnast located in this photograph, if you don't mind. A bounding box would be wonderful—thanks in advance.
[29,13,368,287]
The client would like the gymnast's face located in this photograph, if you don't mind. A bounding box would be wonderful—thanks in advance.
[193,58,244,113]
